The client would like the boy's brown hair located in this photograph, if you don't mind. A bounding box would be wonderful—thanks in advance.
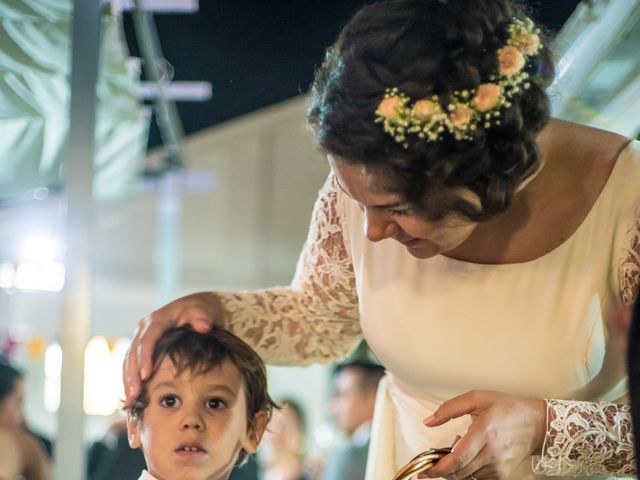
[127,325,276,463]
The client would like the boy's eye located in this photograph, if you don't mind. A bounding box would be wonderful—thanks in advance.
[206,398,226,410]
[159,395,180,408]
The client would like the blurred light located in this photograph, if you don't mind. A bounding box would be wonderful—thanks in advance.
[22,235,60,263]
[113,0,199,13]
[44,344,62,413]
[84,336,131,416]
[14,261,65,292]
[0,262,15,289]
[84,337,114,416]
[139,81,212,101]
[26,336,46,360]
[111,338,130,375]
[0,234,67,292]
[314,423,335,449]
[32,187,50,200]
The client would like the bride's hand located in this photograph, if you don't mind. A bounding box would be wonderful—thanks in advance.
[122,292,225,405]
[420,390,546,480]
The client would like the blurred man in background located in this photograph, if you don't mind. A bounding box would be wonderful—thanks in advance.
[0,357,50,479]
[322,360,384,480]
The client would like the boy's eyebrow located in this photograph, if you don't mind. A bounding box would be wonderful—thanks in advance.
[150,381,239,398]
[151,380,178,393]
[203,384,238,398]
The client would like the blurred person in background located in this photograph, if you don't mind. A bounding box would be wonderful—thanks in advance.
[261,399,309,480]
[229,455,260,480]
[322,361,384,480]
[86,415,146,480]
[0,358,50,479]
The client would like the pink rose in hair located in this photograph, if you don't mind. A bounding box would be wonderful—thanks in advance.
[376,96,403,121]
[473,83,502,112]
[411,99,439,121]
[449,105,473,128]
[512,32,540,55]
[498,46,525,76]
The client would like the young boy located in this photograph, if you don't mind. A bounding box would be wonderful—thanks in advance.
[125,325,276,480]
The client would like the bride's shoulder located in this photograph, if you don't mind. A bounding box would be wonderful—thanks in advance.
[539,120,634,192]
[560,121,630,166]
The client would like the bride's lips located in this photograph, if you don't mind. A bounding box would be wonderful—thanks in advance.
[398,237,421,247]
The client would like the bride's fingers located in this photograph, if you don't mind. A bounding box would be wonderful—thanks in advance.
[447,446,490,480]
[424,428,484,478]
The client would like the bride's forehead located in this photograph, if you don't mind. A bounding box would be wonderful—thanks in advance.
[328,155,397,194]
[329,155,482,214]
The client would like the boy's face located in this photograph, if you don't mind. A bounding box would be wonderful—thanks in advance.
[127,356,267,480]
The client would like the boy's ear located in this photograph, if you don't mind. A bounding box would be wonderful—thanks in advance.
[126,414,142,449]
[243,410,269,454]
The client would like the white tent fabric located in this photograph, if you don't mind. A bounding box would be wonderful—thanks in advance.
[0,0,149,200]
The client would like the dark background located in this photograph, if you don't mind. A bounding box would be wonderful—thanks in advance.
[123,0,582,148]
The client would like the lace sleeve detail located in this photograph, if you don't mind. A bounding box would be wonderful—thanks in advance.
[218,175,362,365]
[618,201,640,306]
[532,399,636,476]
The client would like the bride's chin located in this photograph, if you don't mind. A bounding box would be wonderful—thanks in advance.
[404,241,442,260]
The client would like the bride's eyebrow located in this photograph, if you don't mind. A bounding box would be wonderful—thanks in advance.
[334,176,407,210]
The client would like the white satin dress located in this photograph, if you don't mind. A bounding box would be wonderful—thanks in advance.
[222,141,640,479]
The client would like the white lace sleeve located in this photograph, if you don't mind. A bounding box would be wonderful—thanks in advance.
[532,399,636,476]
[217,175,362,365]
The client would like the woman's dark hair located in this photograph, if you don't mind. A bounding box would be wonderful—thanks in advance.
[0,357,23,402]
[308,0,555,221]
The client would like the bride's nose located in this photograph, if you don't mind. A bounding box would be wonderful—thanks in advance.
[363,209,399,242]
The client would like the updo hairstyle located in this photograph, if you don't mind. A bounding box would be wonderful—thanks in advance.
[307,0,555,221]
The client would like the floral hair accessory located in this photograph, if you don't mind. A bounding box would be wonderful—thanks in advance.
[375,17,542,147]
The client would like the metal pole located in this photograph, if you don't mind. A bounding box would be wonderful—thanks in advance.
[156,169,182,305]
[54,0,101,478]
[131,0,184,166]
[130,0,187,304]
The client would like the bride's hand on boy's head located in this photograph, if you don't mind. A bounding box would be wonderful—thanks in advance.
[122,292,224,406]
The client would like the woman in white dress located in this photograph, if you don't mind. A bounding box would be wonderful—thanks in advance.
[124,1,640,478]
[0,361,50,480]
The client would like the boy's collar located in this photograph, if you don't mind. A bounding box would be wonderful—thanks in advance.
[138,470,159,480]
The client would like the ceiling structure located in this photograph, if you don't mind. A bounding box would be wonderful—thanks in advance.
[123,0,585,149]
[2,0,638,205]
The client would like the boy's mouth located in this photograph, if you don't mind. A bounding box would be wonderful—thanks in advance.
[176,442,207,456]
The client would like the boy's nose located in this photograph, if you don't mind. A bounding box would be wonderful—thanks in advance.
[181,414,205,431]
